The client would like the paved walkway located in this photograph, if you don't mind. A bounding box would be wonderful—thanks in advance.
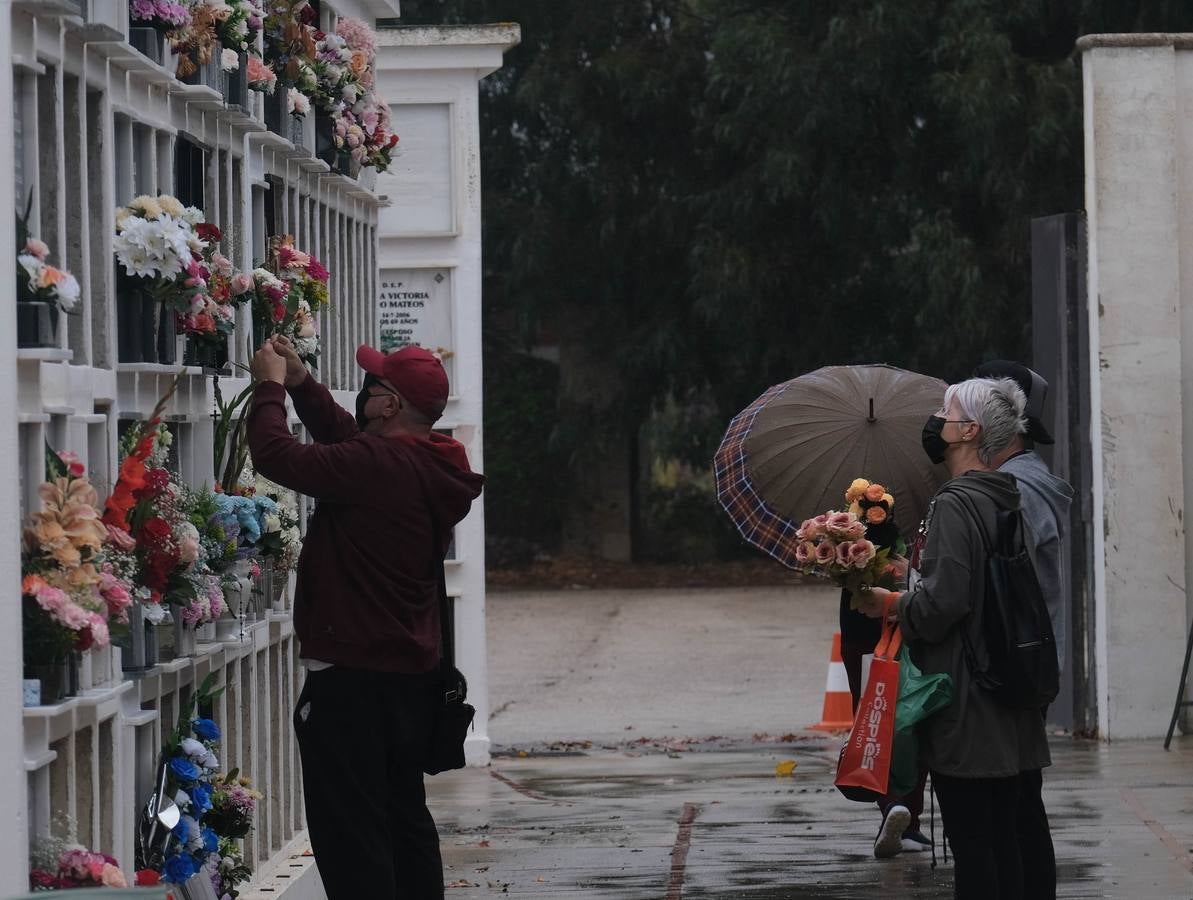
[424,587,1193,898]
[432,736,1193,898]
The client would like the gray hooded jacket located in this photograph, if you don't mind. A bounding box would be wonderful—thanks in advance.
[1000,451,1074,669]
[898,470,1051,778]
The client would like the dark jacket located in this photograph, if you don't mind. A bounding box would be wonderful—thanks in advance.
[247,377,485,673]
[897,470,1051,778]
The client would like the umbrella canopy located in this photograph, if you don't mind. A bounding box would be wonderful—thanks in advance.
[714,364,950,567]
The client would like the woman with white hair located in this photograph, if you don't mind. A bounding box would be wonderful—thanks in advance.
[860,377,1053,900]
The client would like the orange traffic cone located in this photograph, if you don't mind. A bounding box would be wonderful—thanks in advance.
[809,632,854,731]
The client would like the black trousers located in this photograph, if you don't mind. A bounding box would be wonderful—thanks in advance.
[1017,769,1057,900]
[933,770,1055,900]
[294,666,444,900]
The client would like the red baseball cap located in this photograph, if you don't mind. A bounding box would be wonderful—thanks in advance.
[356,344,449,421]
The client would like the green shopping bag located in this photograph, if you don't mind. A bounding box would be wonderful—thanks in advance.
[888,644,954,797]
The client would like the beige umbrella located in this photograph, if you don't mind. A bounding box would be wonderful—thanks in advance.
[715,364,949,564]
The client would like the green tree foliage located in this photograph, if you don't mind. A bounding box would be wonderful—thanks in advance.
[397,0,1193,553]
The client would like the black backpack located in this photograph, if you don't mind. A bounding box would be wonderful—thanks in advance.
[943,487,1060,710]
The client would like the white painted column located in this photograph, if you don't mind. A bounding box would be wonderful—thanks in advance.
[1081,36,1191,739]
[374,24,520,765]
[0,0,33,889]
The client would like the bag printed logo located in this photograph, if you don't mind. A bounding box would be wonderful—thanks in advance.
[860,683,887,770]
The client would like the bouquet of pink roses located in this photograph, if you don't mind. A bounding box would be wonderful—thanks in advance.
[792,509,899,607]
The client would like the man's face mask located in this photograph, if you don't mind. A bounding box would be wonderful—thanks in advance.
[355,375,397,432]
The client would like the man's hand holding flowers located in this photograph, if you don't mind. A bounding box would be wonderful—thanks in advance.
[250,342,286,385]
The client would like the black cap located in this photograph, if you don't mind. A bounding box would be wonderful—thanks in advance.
[973,359,1054,444]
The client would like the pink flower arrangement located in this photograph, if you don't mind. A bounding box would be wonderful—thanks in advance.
[31,846,127,889]
[247,54,277,93]
[130,0,191,29]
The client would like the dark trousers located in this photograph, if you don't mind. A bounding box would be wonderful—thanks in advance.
[294,666,444,899]
[932,772,1026,899]
[842,638,926,830]
[1017,769,1057,899]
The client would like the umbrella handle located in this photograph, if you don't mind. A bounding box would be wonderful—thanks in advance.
[867,398,876,423]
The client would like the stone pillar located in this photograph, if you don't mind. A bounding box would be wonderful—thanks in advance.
[0,1,32,890]
[374,23,521,765]
[1080,35,1193,738]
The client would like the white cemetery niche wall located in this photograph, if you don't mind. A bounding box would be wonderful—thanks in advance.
[0,0,394,894]
[375,23,520,766]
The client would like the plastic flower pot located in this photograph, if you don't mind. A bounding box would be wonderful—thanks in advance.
[16,300,57,348]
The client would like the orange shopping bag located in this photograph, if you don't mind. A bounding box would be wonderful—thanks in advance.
[834,616,902,802]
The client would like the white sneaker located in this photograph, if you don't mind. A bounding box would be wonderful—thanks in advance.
[874,805,911,859]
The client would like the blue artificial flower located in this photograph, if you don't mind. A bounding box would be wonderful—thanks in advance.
[172,817,190,842]
[163,851,197,883]
[202,827,220,854]
[169,756,201,783]
[190,782,214,814]
[235,503,262,544]
[192,718,221,742]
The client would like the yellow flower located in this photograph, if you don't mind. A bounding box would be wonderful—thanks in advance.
[882,493,895,508]
[845,478,870,504]
[848,501,863,517]
[158,195,184,218]
[129,195,163,220]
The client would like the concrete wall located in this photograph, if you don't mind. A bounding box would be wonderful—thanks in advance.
[1080,35,1193,739]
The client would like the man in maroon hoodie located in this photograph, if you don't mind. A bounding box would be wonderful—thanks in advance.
[248,336,484,899]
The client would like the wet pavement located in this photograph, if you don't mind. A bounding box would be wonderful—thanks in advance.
[428,587,1193,898]
[431,735,1193,898]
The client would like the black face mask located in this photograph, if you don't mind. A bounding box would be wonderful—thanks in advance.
[921,415,950,464]
[355,375,379,431]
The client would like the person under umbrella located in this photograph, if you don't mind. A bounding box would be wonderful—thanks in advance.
[837,481,930,858]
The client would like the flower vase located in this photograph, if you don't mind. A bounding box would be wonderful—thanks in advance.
[118,602,159,671]
[155,298,177,365]
[174,869,220,900]
[195,622,216,642]
[315,113,337,167]
[263,88,288,138]
[129,26,164,66]
[222,51,249,108]
[175,617,197,657]
[65,650,81,698]
[181,42,223,91]
[216,572,251,641]
[157,613,178,662]
[116,267,153,363]
[290,113,309,154]
[17,300,58,348]
[25,661,67,705]
[182,334,229,372]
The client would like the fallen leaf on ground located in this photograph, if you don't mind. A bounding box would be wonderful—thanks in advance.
[477,839,491,848]
[775,760,798,777]
[446,880,477,888]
